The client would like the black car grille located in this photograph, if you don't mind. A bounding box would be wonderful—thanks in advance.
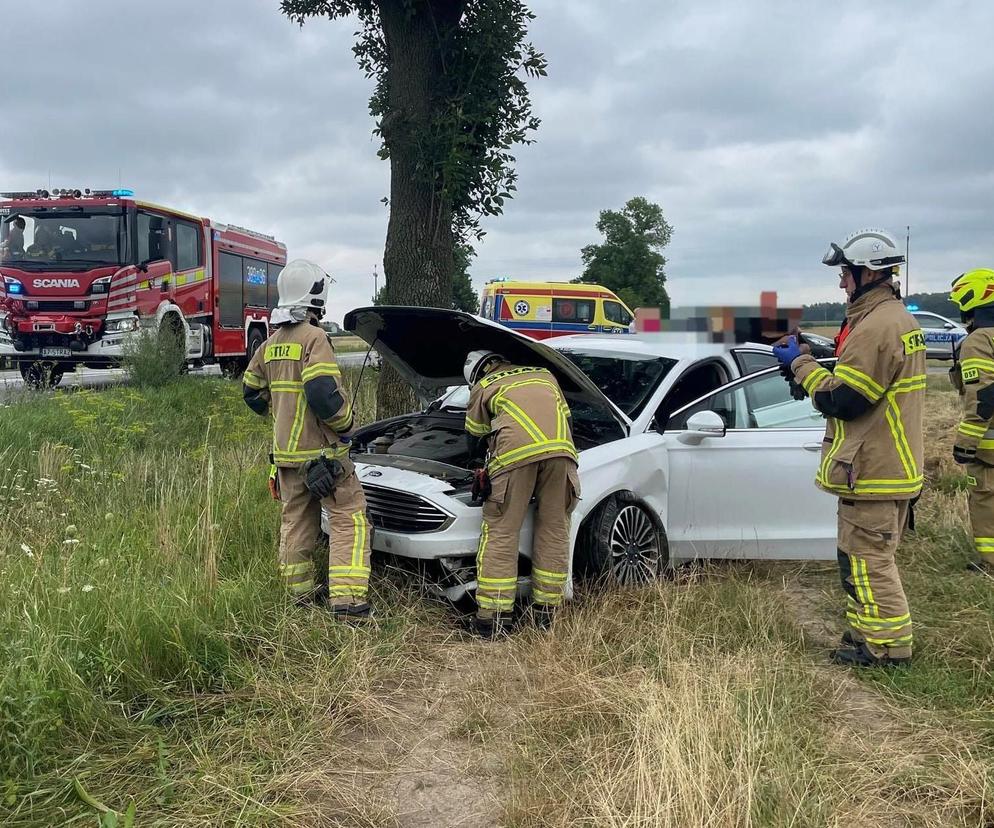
[28,301,90,313]
[362,484,452,533]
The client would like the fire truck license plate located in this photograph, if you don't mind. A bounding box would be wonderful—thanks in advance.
[41,348,71,358]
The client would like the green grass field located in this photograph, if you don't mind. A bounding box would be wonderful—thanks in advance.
[1,373,993,826]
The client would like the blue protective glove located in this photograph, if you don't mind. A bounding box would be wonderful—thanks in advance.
[772,335,803,367]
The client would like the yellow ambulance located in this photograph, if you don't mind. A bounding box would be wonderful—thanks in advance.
[478,280,634,339]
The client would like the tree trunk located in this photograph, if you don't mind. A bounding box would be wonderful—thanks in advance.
[375,0,461,418]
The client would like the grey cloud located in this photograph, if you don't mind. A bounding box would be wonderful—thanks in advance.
[3,0,993,321]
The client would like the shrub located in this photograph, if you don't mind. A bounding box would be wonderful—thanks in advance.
[120,321,186,388]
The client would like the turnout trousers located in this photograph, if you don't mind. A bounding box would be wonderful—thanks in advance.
[276,466,371,606]
[836,498,913,659]
[475,457,580,620]
[966,463,994,565]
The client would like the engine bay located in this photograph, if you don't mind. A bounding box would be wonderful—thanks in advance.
[351,399,622,477]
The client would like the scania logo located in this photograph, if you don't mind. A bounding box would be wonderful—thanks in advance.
[33,278,81,289]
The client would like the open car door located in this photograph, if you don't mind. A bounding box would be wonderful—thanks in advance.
[659,363,837,561]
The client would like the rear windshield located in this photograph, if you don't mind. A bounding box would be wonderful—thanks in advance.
[558,351,677,418]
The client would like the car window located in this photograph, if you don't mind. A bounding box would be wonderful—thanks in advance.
[553,298,594,324]
[653,360,731,427]
[913,312,945,327]
[732,349,778,375]
[667,367,827,431]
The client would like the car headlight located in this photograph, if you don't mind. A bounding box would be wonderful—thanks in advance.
[91,277,112,295]
[105,317,139,333]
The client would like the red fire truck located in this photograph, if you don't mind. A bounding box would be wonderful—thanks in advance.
[0,188,286,386]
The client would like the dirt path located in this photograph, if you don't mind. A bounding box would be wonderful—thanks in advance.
[361,636,504,828]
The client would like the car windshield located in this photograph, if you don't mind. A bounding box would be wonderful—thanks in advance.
[0,208,127,270]
[557,351,678,417]
[430,351,676,420]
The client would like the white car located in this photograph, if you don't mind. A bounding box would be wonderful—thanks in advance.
[910,310,967,360]
[331,307,837,602]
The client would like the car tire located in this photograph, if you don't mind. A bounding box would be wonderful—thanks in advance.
[20,361,62,390]
[575,492,668,586]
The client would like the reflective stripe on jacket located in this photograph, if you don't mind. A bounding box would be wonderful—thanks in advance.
[792,286,925,500]
[242,321,354,468]
[954,327,994,464]
[465,363,578,477]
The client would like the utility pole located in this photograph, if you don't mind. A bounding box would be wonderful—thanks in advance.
[905,225,911,297]
[372,264,379,303]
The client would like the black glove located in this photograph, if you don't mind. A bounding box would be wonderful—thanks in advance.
[953,445,977,465]
[304,457,344,498]
[471,468,492,504]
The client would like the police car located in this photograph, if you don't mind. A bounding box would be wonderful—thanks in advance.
[909,309,967,359]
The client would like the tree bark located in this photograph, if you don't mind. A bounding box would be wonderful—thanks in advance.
[375,0,462,418]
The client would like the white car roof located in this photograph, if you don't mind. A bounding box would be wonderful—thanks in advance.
[547,334,772,361]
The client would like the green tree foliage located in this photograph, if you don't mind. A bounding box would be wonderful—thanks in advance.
[575,197,673,315]
[373,243,479,313]
[281,0,545,415]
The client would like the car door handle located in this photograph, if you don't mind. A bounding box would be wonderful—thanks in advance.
[802,442,822,452]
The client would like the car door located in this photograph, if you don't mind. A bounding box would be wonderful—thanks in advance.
[658,365,837,561]
[913,311,959,359]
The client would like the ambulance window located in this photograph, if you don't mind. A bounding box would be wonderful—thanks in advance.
[268,263,282,309]
[174,221,202,271]
[604,301,632,325]
[137,212,170,265]
[554,298,594,324]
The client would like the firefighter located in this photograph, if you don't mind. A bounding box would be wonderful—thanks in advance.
[774,228,924,668]
[463,351,580,638]
[242,259,372,620]
[949,269,994,575]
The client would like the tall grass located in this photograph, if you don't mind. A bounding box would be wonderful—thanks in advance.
[0,368,438,826]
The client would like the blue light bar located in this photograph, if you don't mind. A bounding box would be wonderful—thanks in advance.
[7,281,23,294]
[112,189,135,197]
[906,303,919,311]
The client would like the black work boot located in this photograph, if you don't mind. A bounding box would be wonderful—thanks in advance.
[966,559,994,576]
[840,630,864,648]
[292,583,329,608]
[329,602,374,623]
[530,604,556,632]
[830,642,911,669]
[467,613,511,641]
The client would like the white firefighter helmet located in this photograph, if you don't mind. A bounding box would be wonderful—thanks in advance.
[276,259,332,313]
[464,350,503,386]
[822,228,905,272]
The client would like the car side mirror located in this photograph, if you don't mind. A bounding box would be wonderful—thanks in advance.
[678,410,727,445]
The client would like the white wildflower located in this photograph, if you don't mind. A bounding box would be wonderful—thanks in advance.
[20,543,31,554]
[63,539,79,546]
[81,584,94,593]
[57,587,70,594]
[97,558,108,566]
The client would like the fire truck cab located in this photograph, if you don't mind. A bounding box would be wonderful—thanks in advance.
[0,188,286,386]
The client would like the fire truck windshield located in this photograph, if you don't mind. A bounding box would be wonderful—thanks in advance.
[0,208,127,271]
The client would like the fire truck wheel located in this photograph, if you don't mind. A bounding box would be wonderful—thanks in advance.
[20,362,63,390]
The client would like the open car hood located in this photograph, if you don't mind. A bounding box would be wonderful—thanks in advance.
[344,306,630,430]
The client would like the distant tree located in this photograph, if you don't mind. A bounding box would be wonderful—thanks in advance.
[574,197,673,315]
[802,290,960,324]
[282,0,545,416]
[374,243,478,313]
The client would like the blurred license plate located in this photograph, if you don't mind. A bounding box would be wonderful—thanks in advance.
[41,348,71,358]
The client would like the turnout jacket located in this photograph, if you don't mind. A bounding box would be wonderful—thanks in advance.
[953,326,994,465]
[242,321,354,469]
[465,363,578,478]
[791,285,925,500]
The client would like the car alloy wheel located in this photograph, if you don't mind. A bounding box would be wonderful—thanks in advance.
[609,504,661,585]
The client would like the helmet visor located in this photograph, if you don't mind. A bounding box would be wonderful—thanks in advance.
[822,243,848,267]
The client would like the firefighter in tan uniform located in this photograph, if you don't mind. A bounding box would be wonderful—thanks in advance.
[775,228,924,668]
[463,350,580,638]
[242,260,372,620]
[949,269,994,574]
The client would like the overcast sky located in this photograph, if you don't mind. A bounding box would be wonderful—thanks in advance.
[3,1,992,323]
